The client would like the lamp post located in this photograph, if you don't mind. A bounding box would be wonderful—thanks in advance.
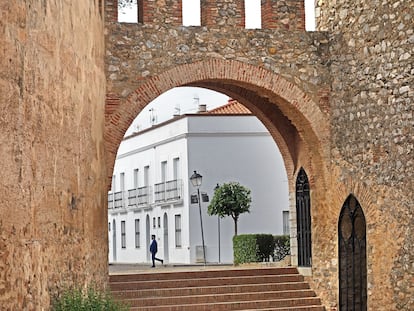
[215,183,221,263]
[190,170,206,265]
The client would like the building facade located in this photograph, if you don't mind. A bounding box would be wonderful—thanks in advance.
[108,100,289,264]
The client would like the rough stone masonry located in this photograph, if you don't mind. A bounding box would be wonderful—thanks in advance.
[0,1,107,309]
[0,0,412,310]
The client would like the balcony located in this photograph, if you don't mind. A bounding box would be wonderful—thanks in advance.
[128,186,151,206]
[108,180,182,211]
[154,179,183,203]
[108,191,126,210]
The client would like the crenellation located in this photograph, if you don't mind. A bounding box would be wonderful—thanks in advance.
[106,0,306,29]
[262,0,305,30]
[201,0,245,27]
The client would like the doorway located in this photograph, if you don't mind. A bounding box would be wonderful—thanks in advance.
[296,168,312,267]
[338,195,367,311]
[146,215,151,262]
[163,213,169,262]
[112,219,117,262]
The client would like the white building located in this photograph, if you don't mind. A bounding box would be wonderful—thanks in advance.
[108,100,289,264]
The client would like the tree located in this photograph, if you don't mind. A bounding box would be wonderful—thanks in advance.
[118,0,136,9]
[208,182,252,236]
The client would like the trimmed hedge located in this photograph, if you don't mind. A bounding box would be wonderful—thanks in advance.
[273,235,290,261]
[233,234,290,265]
[233,234,258,265]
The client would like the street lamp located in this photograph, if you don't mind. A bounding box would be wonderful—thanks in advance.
[215,183,221,263]
[190,170,206,265]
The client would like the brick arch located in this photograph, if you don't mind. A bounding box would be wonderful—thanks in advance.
[105,59,329,186]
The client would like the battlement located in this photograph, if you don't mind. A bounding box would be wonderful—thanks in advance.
[106,0,305,30]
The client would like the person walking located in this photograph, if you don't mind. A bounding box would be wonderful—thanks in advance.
[150,234,163,268]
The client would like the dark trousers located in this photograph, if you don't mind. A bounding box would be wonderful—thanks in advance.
[151,252,162,267]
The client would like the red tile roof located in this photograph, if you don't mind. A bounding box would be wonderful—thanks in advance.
[208,99,251,115]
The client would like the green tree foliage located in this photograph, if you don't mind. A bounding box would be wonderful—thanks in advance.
[208,182,251,236]
[118,0,136,9]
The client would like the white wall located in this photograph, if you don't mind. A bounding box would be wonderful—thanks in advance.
[187,115,289,263]
[109,114,289,264]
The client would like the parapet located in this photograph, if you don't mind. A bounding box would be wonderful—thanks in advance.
[106,0,305,30]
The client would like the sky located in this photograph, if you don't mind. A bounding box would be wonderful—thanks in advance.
[119,0,316,135]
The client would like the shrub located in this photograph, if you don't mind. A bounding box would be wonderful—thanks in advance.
[233,234,291,264]
[256,234,275,262]
[273,235,290,261]
[52,286,129,311]
[233,234,258,265]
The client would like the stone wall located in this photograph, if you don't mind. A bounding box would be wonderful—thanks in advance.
[315,0,414,309]
[0,1,107,309]
[105,24,330,104]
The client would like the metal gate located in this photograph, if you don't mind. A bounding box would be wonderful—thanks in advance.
[338,195,367,311]
[296,168,312,267]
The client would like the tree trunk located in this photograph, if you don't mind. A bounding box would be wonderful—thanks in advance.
[234,219,238,236]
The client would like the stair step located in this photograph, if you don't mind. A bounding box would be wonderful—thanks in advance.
[110,267,298,282]
[112,281,310,299]
[128,297,322,310]
[125,289,316,307]
[110,274,303,291]
[109,267,325,311]
[239,306,325,311]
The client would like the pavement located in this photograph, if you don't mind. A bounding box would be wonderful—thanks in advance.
[109,260,289,275]
[109,262,234,275]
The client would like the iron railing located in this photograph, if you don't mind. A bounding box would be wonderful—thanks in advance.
[109,179,182,210]
[128,186,151,206]
[108,191,125,209]
[154,179,182,203]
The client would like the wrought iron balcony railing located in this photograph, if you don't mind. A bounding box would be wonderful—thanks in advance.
[154,179,183,203]
[108,179,182,210]
[128,186,151,206]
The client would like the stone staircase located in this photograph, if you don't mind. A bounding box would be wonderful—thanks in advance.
[109,266,326,311]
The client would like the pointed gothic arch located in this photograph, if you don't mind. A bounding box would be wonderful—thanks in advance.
[296,167,312,267]
[338,194,367,311]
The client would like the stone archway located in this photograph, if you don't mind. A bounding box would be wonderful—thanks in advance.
[104,59,330,189]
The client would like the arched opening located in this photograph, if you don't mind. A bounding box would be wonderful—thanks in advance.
[338,194,367,311]
[105,59,329,266]
[108,87,290,264]
[296,167,312,267]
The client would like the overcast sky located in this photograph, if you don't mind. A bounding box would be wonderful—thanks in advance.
[120,0,316,135]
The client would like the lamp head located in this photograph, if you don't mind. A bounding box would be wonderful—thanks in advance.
[190,170,202,187]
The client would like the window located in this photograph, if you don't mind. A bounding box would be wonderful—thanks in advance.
[175,215,182,247]
[111,174,116,192]
[121,221,126,248]
[173,157,180,180]
[161,161,167,182]
[133,168,139,188]
[283,211,290,235]
[153,217,156,228]
[120,172,125,191]
[144,166,150,186]
[134,219,140,248]
[158,217,161,228]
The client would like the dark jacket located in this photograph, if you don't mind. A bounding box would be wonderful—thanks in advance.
[150,239,157,254]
